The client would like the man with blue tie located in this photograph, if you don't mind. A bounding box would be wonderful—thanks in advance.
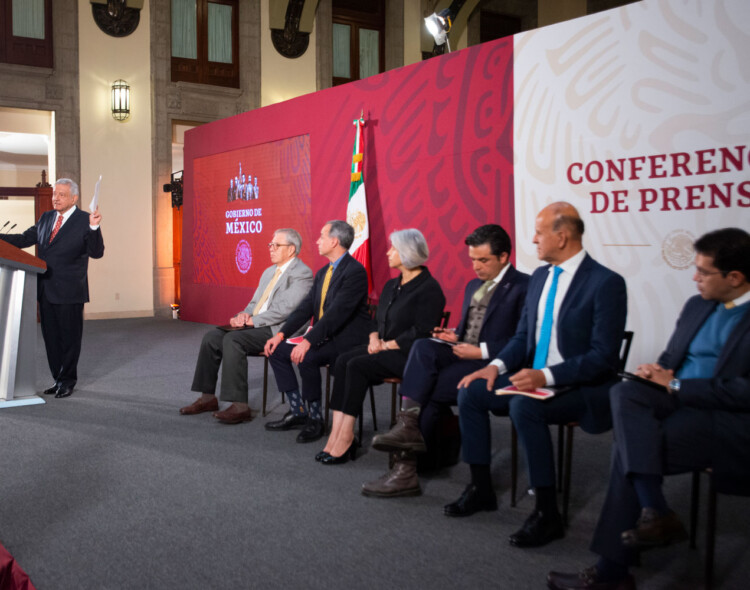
[448,202,627,549]
[547,228,750,590]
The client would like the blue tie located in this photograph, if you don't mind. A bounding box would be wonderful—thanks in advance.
[533,266,563,370]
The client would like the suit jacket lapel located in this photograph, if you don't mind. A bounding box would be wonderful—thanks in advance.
[714,303,750,374]
[482,265,516,328]
[557,254,592,320]
[672,300,716,367]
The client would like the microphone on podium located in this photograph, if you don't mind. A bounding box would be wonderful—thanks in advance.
[0,221,8,232]
[4,223,16,234]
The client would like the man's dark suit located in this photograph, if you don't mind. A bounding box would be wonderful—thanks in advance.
[269,252,370,403]
[590,295,750,566]
[2,208,105,388]
[459,253,627,489]
[399,265,529,447]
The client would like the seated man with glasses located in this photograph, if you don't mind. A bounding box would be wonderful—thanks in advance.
[547,227,750,590]
[180,228,313,424]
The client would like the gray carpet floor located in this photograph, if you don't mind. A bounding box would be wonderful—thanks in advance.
[0,317,748,589]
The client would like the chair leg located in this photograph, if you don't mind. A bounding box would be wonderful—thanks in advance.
[557,424,564,491]
[390,384,398,427]
[370,386,378,432]
[511,423,518,508]
[561,425,575,528]
[705,475,717,590]
[261,357,269,417]
[358,410,364,443]
[324,366,331,430]
[690,471,701,549]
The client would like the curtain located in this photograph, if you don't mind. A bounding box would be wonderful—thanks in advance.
[359,28,379,80]
[208,2,232,63]
[172,0,197,59]
[12,0,45,39]
[333,23,351,79]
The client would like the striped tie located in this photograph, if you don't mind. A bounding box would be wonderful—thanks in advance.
[49,214,63,243]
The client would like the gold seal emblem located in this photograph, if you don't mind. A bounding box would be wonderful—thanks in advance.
[348,210,366,239]
[661,229,695,270]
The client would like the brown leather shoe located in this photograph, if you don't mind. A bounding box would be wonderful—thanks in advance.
[621,508,688,549]
[179,396,219,415]
[547,566,636,589]
[371,410,426,453]
[362,453,421,497]
[214,405,254,424]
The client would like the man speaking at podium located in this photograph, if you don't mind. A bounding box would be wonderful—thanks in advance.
[0,178,104,399]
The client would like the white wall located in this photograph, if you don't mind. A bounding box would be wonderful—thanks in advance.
[260,0,317,107]
[78,0,154,318]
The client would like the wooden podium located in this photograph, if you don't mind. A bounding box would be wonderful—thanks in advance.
[0,239,47,408]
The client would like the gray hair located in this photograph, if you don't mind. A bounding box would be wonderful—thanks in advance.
[390,228,429,270]
[275,228,301,255]
[326,220,355,250]
[55,178,80,197]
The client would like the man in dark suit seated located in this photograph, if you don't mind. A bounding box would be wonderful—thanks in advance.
[263,220,370,443]
[361,224,529,497]
[450,202,627,549]
[1,178,104,399]
[180,228,313,424]
[547,227,750,590]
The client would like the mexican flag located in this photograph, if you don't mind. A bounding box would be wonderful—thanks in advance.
[346,114,373,293]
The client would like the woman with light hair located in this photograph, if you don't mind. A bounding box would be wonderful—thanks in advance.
[318,228,446,465]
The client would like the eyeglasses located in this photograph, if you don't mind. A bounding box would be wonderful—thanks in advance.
[695,268,724,278]
[268,242,291,250]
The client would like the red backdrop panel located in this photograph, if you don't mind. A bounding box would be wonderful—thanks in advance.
[182,37,514,325]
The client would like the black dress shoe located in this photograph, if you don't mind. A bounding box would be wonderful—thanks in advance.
[547,566,636,589]
[315,451,331,462]
[296,418,325,443]
[43,385,59,395]
[265,411,308,431]
[54,385,75,399]
[444,484,498,517]
[320,440,358,465]
[509,509,565,547]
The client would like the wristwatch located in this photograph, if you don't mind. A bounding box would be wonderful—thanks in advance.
[668,378,681,395]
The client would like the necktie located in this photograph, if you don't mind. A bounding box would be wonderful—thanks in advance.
[252,267,282,316]
[473,280,495,303]
[533,266,563,370]
[318,264,333,319]
[49,214,63,243]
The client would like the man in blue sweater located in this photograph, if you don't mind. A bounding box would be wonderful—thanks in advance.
[547,227,750,590]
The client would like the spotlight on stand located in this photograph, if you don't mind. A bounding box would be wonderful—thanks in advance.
[424,8,453,53]
[162,170,184,209]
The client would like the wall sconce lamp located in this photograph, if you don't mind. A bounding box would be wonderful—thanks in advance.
[111,79,130,121]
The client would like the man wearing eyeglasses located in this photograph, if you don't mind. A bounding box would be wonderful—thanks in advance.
[547,227,750,590]
[180,228,313,424]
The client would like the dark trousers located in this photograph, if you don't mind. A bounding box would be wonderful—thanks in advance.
[590,380,712,565]
[400,339,484,448]
[329,344,407,417]
[458,375,590,488]
[190,326,272,403]
[39,296,83,388]
[268,339,339,403]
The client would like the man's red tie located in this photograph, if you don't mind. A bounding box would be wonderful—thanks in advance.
[49,214,63,243]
